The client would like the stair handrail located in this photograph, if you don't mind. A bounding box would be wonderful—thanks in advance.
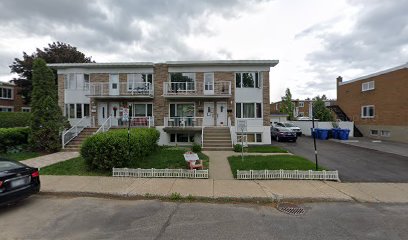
[95,116,112,134]
[228,117,234,147]
[201,125,204,147]
[62,116,90,149]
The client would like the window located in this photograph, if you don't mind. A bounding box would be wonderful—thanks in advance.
[235,72,261,88]
[370,129,378,136]
[275,104,278,111]
[170,133,195,143]
[65,103,90,119]
[381,130,390,137]
[362,81,375,92]
[69,104,75,118]
[236,133,262,143]
[361,105,375,118]
[170,103,194,117]
[169,73,195,91]
[84,74,90,90]
[0,107,13,112]
[0,87,13,99]
[84,104,90,117]
[298,102,304,107]
[130,103,153,117]
[298,112,304,117]
[127,74,153,91]
[64,73,88,90]
[236,103,262,119]
[76,104,82,118]
[21,107,31,113]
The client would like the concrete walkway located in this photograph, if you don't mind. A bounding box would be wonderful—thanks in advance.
[205,151,234,180]
[21,152,79,169]
[39,175,408,203]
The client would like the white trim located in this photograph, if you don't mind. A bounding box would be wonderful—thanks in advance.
[21,107,31,112]
[0,105,14,112]
[362,81,375,92]
[361,105,375,118]
[169,102,196,117]
[370,129,379,136]
[0,86,13,100]
[340,63,408,85]
[235,102,263,119]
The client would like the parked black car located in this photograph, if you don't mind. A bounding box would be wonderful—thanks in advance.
[271,127,297,142]
[0,158,40,207]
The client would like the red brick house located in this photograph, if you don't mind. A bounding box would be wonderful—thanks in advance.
[0,82,30,112]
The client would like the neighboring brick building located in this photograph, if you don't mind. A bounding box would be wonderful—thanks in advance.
[49,60,278,147]
[336,63,408,143]
[270,99,336,120]
[0,82,30,112]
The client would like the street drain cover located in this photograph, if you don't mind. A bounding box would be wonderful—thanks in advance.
[277,203,305,216]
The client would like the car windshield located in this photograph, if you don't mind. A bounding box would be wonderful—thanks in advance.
[0,161,23,171]
[284,123,296,127]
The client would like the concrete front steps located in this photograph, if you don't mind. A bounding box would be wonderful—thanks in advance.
[62,127,98,152]
[202,127,233,151]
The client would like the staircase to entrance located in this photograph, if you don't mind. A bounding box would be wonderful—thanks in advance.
[327,105,363,137]
[203,127,232,151]
[63,127,98,152]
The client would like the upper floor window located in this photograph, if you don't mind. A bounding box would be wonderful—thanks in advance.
[64,73,89,90]
[127,74,153,90]
[170,73,195,83]
[235,72,261,88]
[298,102,304,107]
[362,81,375,92]
[361,105,375,118]
[169,103,195,117]
[0,87,13,99]
[236,102,262,118]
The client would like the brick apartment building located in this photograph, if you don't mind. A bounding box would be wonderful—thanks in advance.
[49,60,278,149]
[336,63,408,143]
[0,82,30,112]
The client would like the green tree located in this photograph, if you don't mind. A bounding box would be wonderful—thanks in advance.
[10,42,94,104]
[312,96,334,121]
[279,88,295,120]
[29,58,64,152]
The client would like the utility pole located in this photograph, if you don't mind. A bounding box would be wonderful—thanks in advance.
[312,103,318,171]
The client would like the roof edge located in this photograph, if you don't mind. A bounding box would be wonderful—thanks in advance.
[339,63,408,85]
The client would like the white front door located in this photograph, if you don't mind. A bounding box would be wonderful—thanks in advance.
[203,102,214,126]
[109,102,120,126]
[98,102,108,125]
[109,74,119,96]
[203,73,214,95]
[216,102,227,126]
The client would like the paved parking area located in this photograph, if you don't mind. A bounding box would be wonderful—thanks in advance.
[272,137,408,182]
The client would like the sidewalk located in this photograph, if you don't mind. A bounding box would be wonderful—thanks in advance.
[21,151,79,169]
[39,175,408,203]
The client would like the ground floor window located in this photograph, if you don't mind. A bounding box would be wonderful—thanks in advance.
[236,133,262,143]
[170,133,195,143]
[129,103,153,117]
[0,106,13,112]
[65,103,90,119]
[370,129,378,136]
[236,102,262,118]
[21,107,31,112]
[170,103,194,117]
[361,105,375,118]
[380,130,391,137]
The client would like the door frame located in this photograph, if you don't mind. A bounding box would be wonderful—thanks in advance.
[203,102,215,126]
[203,73,214,95]
[216,102,227,126]
[98,102,108,125]
[109,74,120,96]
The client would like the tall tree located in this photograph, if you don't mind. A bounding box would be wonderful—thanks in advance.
[279,88,295,120]
[312,95,334,121]
[29,58,64,152]
[10,42,94,104]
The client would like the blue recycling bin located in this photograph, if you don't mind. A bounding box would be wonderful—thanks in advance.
[332,128,341,139]
[338,129,350,140]
[317,128,329,140]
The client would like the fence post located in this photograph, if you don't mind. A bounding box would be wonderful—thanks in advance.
[280,169,283,179]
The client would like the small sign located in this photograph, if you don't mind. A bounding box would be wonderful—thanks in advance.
[237,120,247,132]
[122,107,129,121]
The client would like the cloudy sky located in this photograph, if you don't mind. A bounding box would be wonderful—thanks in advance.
[0,0,407,101]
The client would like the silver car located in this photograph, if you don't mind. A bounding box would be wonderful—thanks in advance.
[274,122,302,136]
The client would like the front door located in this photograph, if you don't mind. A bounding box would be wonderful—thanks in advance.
[216,102,227,126]
[109,74,119,96]
[98,102,108,125]
[203,102,214,126]
[204,73,214,95]
[109,102,120,126]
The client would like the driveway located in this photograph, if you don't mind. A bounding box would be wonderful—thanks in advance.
[272,136,408,182]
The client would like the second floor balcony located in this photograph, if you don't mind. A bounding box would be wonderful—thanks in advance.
[163,81,231,98]
[88,82,153,98]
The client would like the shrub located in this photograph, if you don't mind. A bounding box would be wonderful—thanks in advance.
[192,143,202,153]
[0,127,30,153]
[233,144,243,152]
[81,128,160,171]
[0,112,31,128]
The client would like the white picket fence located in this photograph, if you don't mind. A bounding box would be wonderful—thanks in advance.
[237,169,339,181]
[112,168,209,179]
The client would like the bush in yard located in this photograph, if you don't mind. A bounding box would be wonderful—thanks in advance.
[192,143,202,153]
[0,128,30,153]
[81,128,160,170]
[0,112,31,128]
[233,144,243,152]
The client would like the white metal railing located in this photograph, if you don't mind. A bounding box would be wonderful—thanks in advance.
[236,169,339,181]
[163,81,231,96]
[164,117,203,127]
[62,116,90,148]
[89,82,153,96]
[228,117,234,147]
[113,168,209,179]
[118,116,154,128]
[95,116,112,134]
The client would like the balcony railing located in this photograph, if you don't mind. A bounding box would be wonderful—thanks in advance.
[164,117,203,128]
[88,82,153,97]
[163,81,231,96]
[117,116,154,128]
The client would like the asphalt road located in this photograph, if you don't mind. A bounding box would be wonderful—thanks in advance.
[0,196,407,240]
[272,136,408,182]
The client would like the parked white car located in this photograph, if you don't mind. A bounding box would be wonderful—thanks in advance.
[273,122,302,136]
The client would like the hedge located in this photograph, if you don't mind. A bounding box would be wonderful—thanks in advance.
[80,128,160,171]
[0,127,30,153]
[0,112,31,128]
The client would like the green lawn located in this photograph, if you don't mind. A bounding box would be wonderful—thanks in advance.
[0,151,43,161]
[40,147,209,176]
[245,145,288,153]
[228,155,325,178]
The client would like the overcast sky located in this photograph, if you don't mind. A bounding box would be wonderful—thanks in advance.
[0,0,407,102]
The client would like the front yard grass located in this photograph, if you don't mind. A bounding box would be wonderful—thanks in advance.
[40,147,209,176]
[245,145,288,153]
[0,151,43,161]
[228,155,325,178]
